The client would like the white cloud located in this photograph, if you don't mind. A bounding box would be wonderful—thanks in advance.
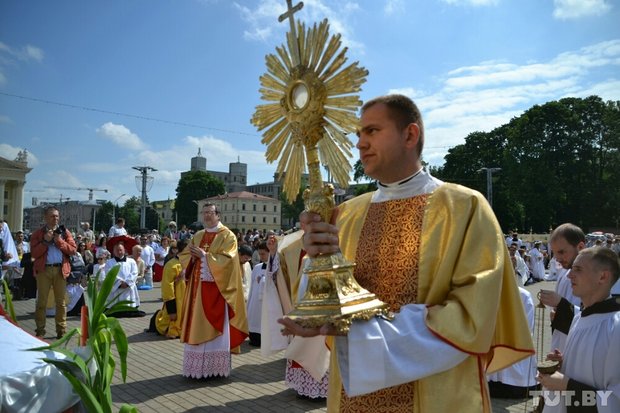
[389,39,620,165]
[0,143,39,166]
[96,122,146,150]
[0,115,12,124]
[384,0,405,15]
[23,45,44,62]
[553,0,612,19]
[235,0,365,54]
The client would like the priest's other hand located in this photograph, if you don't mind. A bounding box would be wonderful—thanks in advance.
[278,317,345,337]
[536,371,568,391]
[300,209,340,258]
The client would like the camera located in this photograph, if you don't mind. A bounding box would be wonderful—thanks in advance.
[54,225,66,235]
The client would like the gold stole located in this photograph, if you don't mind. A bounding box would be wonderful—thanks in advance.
[338,195,428,412]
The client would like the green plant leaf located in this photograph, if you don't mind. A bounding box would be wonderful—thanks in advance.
[119,404,139,413]
[2,278,17,325]
[105,317,129,381]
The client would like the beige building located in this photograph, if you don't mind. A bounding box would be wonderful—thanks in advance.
[0,151,31,232]
[197,191,280,233]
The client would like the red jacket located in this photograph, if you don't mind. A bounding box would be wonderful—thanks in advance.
[30,226,77,278]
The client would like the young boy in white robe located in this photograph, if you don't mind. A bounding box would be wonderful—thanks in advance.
[247,242,269,346]
[538,247,620,413]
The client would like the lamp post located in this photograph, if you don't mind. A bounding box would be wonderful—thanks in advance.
[477,167,501,209]
[112,194,126,225]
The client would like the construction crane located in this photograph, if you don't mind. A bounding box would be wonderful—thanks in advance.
[47,186,109,201]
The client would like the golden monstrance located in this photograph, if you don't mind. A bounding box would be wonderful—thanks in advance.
[251,0,389,333]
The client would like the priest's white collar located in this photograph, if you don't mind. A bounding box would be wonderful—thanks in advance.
[206,222,224,232]
[372,168,443,203]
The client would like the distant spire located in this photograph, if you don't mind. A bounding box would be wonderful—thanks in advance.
[237,155,240,162]
[198,148,202,156]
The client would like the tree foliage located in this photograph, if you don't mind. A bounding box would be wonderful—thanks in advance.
[174,171,225,227]
[434,96,620,232]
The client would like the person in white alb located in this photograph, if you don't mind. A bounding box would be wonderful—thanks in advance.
[108,217,128,238]
[538,247,620,412]
[103,239,140,310]
[247,241,269,346]
[539,224,585,353]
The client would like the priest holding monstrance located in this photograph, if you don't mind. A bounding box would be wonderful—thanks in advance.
[252,2,535,412]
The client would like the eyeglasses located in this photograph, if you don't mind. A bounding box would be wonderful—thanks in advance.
[203,211,217,215]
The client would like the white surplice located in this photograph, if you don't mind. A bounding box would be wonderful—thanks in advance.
[550,269,581,352]
[543,303,620,413]
[103,257,140,308]
[247,262,266,334]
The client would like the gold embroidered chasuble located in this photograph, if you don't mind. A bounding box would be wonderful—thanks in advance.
[179,226,248,352]
[327,183,535,413]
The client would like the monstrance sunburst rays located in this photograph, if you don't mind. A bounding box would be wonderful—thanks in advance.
[251,18,368,204]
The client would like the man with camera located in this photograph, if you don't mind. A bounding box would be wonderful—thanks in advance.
[30,206,77,339]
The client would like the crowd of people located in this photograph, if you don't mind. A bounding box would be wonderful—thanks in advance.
[1,94,618,413]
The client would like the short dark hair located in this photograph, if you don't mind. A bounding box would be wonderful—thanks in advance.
[44,205,59,216]
[238,244,253,257]
[361,94,424,157]
[203,203,220,215]
[578,247,620,284]
[550,223,585,247]
[257,241,268,252]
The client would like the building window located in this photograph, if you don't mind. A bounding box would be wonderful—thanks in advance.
[273,205,277,212]
[273,217,277,224]
[242,216,245,223]
[263,205,266,212]
[253,204,256,211]
[252,216,256,223]
[263,217,266,223]
[242,203,245,211]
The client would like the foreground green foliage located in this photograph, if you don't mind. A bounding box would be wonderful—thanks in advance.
[1,278,17,324]
[29,266,138,413]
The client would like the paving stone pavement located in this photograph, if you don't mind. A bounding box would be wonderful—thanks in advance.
[10,280,556,412]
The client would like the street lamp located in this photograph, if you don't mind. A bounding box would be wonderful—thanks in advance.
[112,194,127,225]
[477,167,501,208]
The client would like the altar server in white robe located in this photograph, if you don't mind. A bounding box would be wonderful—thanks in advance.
[103,241,140,308]
[247,242,268,346]
[539,224,585,353]
[539,247,620,413]
[488,286,537,397]
[529,241,546,281]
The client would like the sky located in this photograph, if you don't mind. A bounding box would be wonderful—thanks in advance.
[1,0,619,207]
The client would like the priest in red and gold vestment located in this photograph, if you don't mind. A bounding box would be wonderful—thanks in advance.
[179,203,248,378]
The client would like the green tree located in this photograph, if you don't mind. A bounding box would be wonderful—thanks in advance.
[94,201,113,234]
[439,95,620,233]
[175,171,225,227]
[118,197,141,234]
[352,159,377,195]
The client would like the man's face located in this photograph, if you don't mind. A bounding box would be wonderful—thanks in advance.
[551,237,584,270]
[16,233,24,242]
[140,237,147,246]
[114,243,126,258]
[509,245,517,256]
[356,103,417,183]
[568,253,601,301]
[258,248,269,263]
[45,209,60,229]
[239,254,251,265]
[202,206,220,228]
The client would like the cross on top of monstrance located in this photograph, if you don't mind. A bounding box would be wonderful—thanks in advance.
[250,0,389,332]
